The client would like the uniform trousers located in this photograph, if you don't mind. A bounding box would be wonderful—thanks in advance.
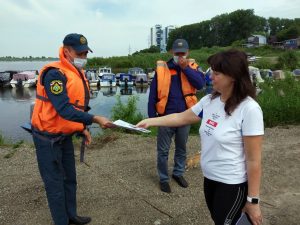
[33,133,77,225]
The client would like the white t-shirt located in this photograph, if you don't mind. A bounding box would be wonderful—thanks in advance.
[191,95,264,184]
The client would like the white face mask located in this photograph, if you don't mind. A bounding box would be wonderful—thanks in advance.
[173,55,187,64]
[73,58,87,69]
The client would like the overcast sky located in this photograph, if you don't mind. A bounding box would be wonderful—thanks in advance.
[1,0,299,58]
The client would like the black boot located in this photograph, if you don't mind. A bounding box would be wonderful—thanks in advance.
[172,175,188,188]
[69,216,91,225]
[160,182,171,193]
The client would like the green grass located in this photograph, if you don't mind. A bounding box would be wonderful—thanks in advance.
[257,74,300,127]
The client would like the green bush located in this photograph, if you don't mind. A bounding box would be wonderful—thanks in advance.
[111,95,144,125]
[252,58,275,70]
[276,51,300,70]
[0,132,5,146]
[257,74,300,127]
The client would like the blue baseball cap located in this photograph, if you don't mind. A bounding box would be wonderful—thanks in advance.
[172,39,189,53]
[63,33,93,53]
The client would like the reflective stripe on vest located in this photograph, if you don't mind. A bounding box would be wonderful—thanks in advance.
[156,60,198,115]
[31,47,90,134]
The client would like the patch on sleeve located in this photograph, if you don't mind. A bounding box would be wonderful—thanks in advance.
[50,80,63,95]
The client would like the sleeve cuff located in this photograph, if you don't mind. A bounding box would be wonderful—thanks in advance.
[85,113,94,125]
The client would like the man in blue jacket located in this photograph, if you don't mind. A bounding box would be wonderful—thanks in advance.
[148,39,205,193]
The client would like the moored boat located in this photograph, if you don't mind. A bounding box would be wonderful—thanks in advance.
[135,73,148,87]
[10,71,37,88]
[119,73,134,87]
[100,73,116,87]
[85,69,99,87]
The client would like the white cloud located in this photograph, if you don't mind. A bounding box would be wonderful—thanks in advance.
[0,0,299,57]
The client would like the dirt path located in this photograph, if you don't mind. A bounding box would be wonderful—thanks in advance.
[0,125,299,225]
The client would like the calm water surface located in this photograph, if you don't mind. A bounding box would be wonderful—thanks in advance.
[0,61,149,142]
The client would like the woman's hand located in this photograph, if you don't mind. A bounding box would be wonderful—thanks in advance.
[82,129,92,145]
[136,119,152,129]
[243,202,263,225]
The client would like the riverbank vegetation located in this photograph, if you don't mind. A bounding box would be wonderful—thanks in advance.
[257,74,300,127]
[87,47,300,73]
[0,56,58,61]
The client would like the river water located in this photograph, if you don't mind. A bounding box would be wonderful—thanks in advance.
[0,61,149,142]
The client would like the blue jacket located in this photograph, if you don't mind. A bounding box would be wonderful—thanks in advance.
[148,59,205,118]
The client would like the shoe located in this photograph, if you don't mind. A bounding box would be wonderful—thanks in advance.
[160,182,171,193]
[172,175,188,188]
[69,216,91,225]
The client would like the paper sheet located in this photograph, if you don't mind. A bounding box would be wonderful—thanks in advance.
[113,119,151,133]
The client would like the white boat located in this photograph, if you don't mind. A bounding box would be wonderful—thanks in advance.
[100,73,116,87]
[85,69,99,87]
[135,73,148,87]
[119,73,134,87]
[10,71,37,88]
[98,67,112,79]
[128,67,144,82]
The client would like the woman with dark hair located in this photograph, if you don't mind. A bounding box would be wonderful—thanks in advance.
[137,49,264,225]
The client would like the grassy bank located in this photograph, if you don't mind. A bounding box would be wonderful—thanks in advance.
[87,46,300,72]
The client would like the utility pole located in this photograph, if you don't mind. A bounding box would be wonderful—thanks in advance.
[128,45,131,55]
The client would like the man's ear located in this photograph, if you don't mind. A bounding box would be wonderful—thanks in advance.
[63,47,68,55]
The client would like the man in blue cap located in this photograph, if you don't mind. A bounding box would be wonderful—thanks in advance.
[31,33,115,225]
[148,38,205,193]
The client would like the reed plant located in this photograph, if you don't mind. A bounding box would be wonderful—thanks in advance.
[0,132,5,146]
[111,95,144,125]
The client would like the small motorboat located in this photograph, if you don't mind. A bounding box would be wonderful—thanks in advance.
[119,73,134,87]
[98,67,112,79]
[10,71,37,88]
[100,73,116,87]
[85,69,99,87]
[128,67,145,82]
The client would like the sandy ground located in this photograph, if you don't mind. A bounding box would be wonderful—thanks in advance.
[0,125,299,225]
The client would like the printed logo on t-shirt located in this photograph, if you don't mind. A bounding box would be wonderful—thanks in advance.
[206,119,218,127]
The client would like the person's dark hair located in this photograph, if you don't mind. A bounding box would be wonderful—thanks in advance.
[207,49,256,116]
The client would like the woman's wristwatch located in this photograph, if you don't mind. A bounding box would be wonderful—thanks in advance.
[247,196,260,204]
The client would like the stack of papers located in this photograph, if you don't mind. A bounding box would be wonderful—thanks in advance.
[113,120,151,133]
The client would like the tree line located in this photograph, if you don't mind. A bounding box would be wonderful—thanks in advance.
[166,9,300,50]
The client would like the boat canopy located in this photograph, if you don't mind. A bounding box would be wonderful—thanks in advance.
[13,71,36,80]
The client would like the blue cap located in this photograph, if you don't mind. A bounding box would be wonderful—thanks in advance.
[63,33,93,53]
[172,39,189,53]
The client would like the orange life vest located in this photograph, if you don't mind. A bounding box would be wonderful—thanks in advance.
[156,59,199,115]
[31,47,90,134]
